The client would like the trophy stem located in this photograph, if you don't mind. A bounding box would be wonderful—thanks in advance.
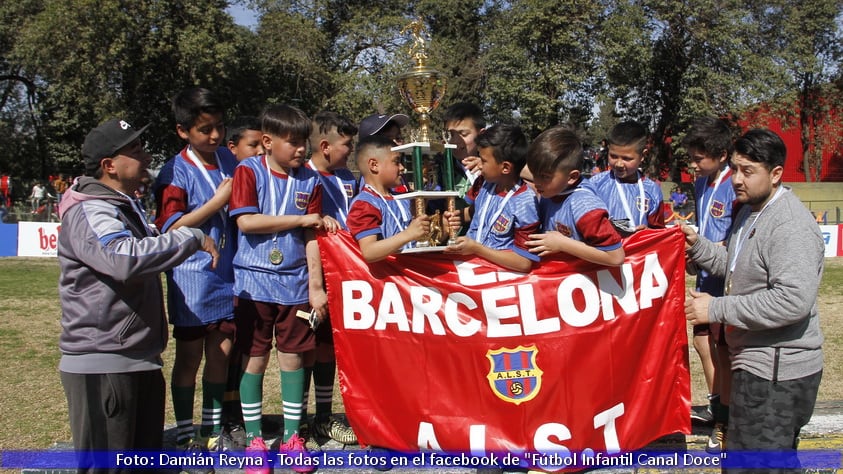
[418,112,432,143]
[414,197,429,247]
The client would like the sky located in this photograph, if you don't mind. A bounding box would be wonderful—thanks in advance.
[226,3,259,30]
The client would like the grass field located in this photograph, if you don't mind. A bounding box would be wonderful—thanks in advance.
[0,257,841,450]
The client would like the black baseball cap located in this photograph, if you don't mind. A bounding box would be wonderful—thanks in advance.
[358,113,409,138]
[82,118,150,175]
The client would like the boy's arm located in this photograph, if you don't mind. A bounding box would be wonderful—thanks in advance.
[526,231,625,266]
[357,215,430,263]
[452,238,534,273]
[306,230,328,320]
[235,213,322,233]
[161,179,232,231]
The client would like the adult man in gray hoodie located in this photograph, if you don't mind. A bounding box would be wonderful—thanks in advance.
[683,129,824,470]
[58,118,218,471]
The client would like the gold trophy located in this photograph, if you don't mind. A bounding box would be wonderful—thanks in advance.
[394,18,460,249]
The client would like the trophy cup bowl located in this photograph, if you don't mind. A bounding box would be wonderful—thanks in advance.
[397,65,447,144]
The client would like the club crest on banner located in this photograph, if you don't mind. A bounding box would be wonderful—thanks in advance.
[343,183,354,198]
[295,191,310,210]
[486,345,543,405]
[709,200,726,218]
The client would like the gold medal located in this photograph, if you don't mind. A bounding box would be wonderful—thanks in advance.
[269,248,283,265]
[725,278,731,295]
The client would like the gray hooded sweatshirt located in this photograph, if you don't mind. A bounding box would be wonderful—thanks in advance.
[57,177,204,374]
[688,187,824,381]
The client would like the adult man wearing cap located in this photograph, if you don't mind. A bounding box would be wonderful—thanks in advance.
[57,118,218,468]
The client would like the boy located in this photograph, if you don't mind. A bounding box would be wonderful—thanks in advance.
[585,121,664,233]
[347,135,431,262]
[301,111,359,446]
[444,124,540,273]
[682,116,738,453]
[358,112,409,145]
[229,104,325,473]
[524,126,625,266]
[221,114,263,430]
[443,102,486,196]
[59,118,216,465]
[154,87,238,454]
[227,115,265,161]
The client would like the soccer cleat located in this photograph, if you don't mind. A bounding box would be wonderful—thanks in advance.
[204,432,234,452]
[313,414,358,445]
[179,438,214,474]
[244,437,270,474]
[298,419,322,452]
[279,433,316,473]
[706,423,727,454]
[691,405,714,425]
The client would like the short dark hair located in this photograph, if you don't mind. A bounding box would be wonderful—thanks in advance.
[172,87,225,130]
[527,126,583,177]
[734,129,786,170]
[311,111,358,139]
[356,134,395,157]
[260,104,311,140]
[607,120,649,155]
[443,102,486,130]
[475,124,529,174]
[681,117,734,158]
[226,116,261,144]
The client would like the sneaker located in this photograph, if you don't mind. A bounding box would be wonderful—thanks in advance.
[706,423,727,454]
[205,432,234,452]
[179,438,214,474]
[691,405,714,425]
[279,433,316,473]
[245,437,270,474]
[314,414,358,445]
[298,419,322,452]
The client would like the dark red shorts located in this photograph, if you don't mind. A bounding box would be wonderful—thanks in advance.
[173,319,236,341]
[235,299,315,356]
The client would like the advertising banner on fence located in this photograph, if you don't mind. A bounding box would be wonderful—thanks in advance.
[319,227,690,462]
[17,221,61,257]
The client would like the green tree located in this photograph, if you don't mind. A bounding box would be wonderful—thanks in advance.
[11,0,251,175]
[599,0,772,180]
[480,0,603,137]
[743,0,843,182]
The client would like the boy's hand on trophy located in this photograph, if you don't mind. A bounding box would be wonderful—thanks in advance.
[406,214,431,241]
[443,209,462,232]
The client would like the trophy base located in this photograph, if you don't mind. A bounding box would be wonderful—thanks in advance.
[401,245,452,254]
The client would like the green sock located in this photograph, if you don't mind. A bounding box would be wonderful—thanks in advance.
[314,361,336,419]
[240,371,264,444]
[200,380,226,437]
[172,385,195,445]
[281,368,305,442]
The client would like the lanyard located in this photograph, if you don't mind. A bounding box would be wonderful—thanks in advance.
[698,168,729,236]
[266,157,294,246]
[185,146,229,247]
[364,185,409,234]
[728,186,785,274]
[475,182,518,243]
[614,173,646,226]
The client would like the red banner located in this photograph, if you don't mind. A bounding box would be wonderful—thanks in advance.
[319,227,690,461]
